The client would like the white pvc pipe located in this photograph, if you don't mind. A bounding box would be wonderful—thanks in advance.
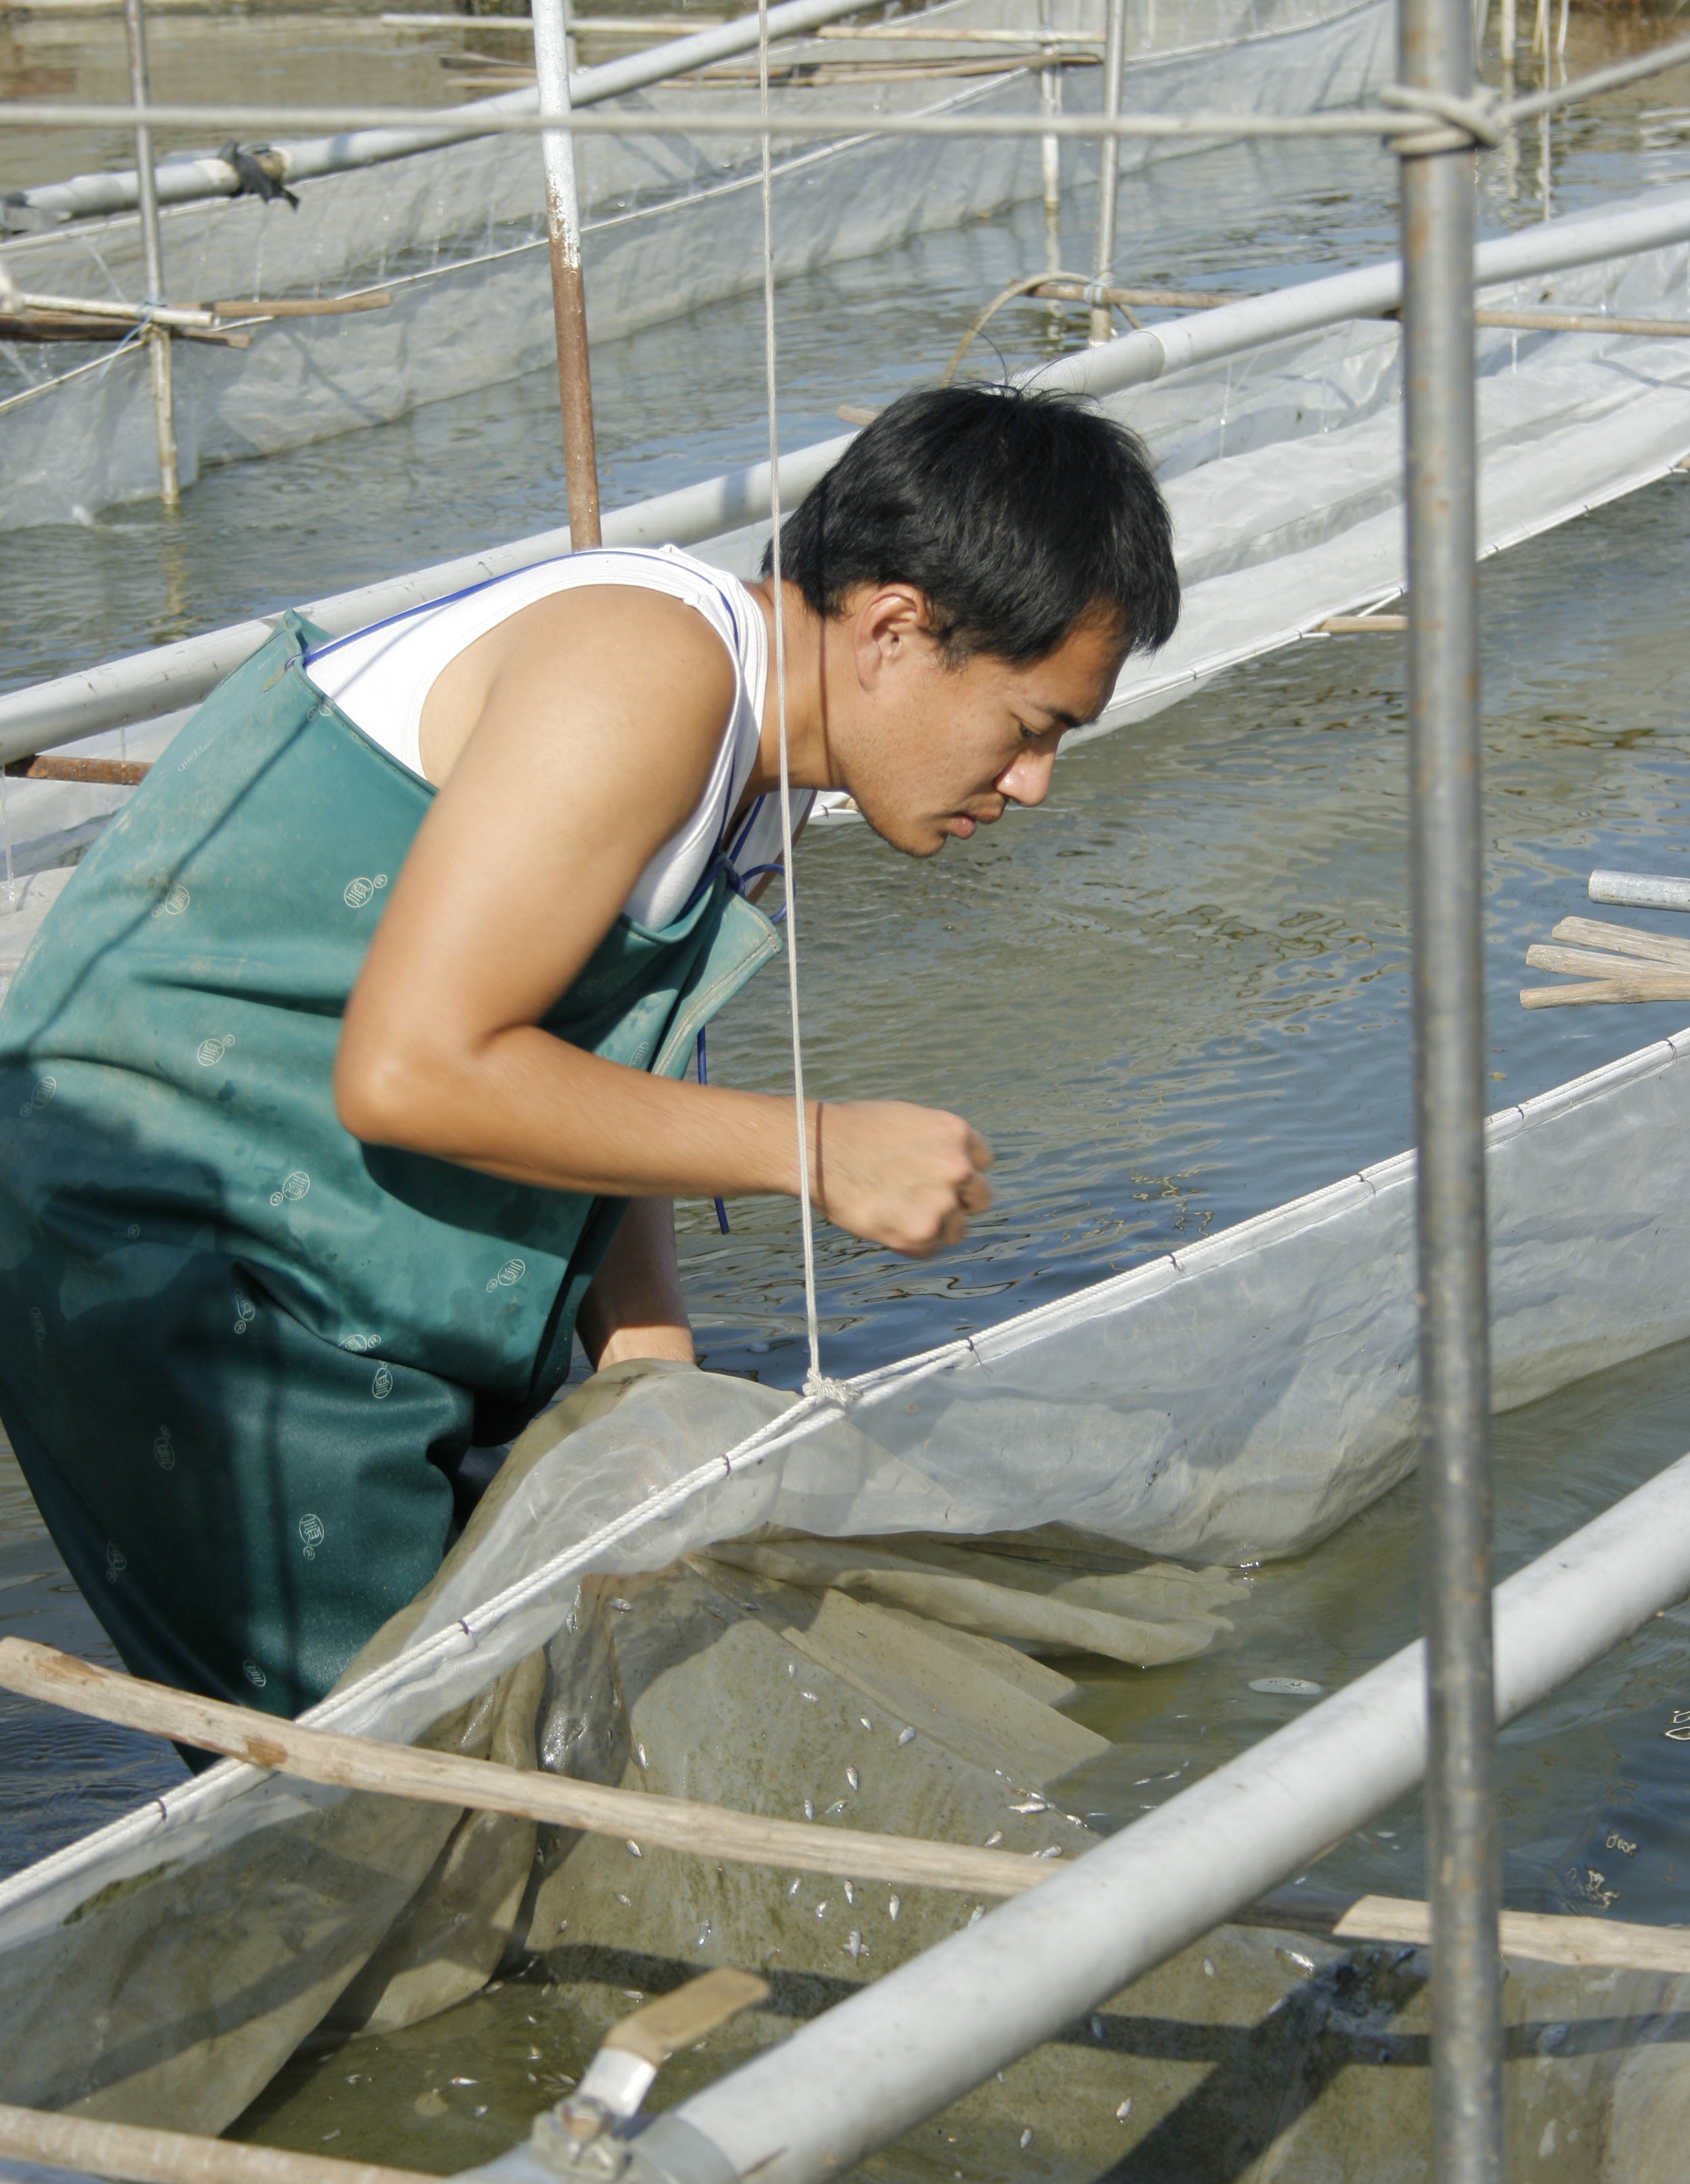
[5,184,1689,763]
[1589,870,1690,912]
[602,1445,1690,2184]
[2,0,879,228]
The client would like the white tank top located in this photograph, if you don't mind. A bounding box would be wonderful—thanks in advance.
[303,544,808,930]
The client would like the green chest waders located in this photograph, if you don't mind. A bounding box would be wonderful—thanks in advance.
[0,615,780,1719]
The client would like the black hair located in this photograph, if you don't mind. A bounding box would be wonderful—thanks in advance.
[762,383,1179,665]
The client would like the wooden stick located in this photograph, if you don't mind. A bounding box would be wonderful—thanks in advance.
[0,2103,434,2184]
[0,1637,1053,1901]
[1246,1886,1690,1974]
[1523,941,1690,982]
[1472,308,1690,337]
[3,755,152,784]
[1551,914,1690,969]
[1025,280,1230,312]
[208,293,393,319]
[1318,613,1408,632]
[1521,977,1690,1008]
[9,1639,1690,1981]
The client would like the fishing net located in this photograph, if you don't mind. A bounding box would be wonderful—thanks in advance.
[1,1016,1688,2143]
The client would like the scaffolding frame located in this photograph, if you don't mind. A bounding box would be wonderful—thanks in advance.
[7,7,1690,2178]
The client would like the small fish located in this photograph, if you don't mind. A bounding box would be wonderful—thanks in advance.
[1249,1676,1323,1697]
[614,1891,631,1906]
[449,2077,477,2087]
[846,1765,859,1790]
[787,1662,796,1678]
[843,1879,855,1904]
[1090,2014,1105,2042]
[827,1800,846,1816]
[845,1930,864,1960]
[984,1830,1004,1848]
[696,1922,712,1948]
[1203,1957,1216,1977]
[968,1905,984,1925]
[1010,1797,1050,1814]
[888,1893,901,1921]
[625,1841,642,1857]
[609,1597,633,1614]
[859,1715,873,1731]
[787,1877,802,1899]
[815,1901,829,1920]
[635,1742,649,1770]
[1019,2129,1034,2151]
[1032,1845,1063,1860]
[803,1798,815,1822]
[897,1726,916,1747]
[1115,2099,1132,2122]
[800,1690,819,1703]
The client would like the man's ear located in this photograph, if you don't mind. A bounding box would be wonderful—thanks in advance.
[850,584,932,691]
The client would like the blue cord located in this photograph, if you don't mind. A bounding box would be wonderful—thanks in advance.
[695,1026,730,1234]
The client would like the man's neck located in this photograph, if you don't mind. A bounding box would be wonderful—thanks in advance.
[744,578,838,797]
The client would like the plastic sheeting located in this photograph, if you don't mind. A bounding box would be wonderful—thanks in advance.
[0,0,1392,527]
[1,1014,1689,2123]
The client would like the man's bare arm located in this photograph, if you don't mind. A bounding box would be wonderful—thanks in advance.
[335,586,990,1258]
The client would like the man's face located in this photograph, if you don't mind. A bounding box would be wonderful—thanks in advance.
[833,590,1131,858]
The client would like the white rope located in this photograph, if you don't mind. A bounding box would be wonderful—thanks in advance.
[756,0,848,1410]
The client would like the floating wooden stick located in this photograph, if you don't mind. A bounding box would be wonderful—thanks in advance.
[208,293,392,319]
[1318,613,1407,632]
[1522,976,1690,1009]
[1472,307,1690,337]
[1247,1886,1690,1974]
[1550,914,1690,969]
[0,2103,433,2184]
[1523,942,1690,984]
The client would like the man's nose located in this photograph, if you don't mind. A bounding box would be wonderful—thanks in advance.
[998,747,1057,809]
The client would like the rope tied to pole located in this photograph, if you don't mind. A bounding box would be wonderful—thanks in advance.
[1377,82,1507,156]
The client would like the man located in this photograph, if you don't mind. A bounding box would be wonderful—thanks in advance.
[0,384,1178,1719]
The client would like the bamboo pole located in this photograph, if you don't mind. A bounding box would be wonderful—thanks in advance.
[122,0,178,513]
[3,755,152,784]
[1520,976,1690,1008]
[0,1636,1055,1901]
[532,0,601,548]
[1319,613,1409,632]
[9,1636,1690,1982]
[0,2104,435,2184]
[1089,0,1127,345]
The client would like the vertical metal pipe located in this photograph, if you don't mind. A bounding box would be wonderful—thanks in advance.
[1399,0,1500,2175]
[122,0,178,513]
[1038,0,1061,228]
[1089,0,1126,345]
[531,0,602,548]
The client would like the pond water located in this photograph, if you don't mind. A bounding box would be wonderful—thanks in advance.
[3,7,1690,2170]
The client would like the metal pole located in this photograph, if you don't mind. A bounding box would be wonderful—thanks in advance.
[122,0,179,513]
[1399,0,1499,2173]
[480,1444,1690,2184]
[531,0,601,546]
[1089,0,1126,344]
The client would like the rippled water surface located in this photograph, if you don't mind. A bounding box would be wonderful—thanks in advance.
[4,9,1690,2164]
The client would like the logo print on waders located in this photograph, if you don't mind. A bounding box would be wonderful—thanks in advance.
[18,1075,55,1119]
[153,1425,176,1472]
[196,1033,235,1067]
[151,883,190,920]
[371,1364,393,1400]
[242,1659,268,1688]
[486,1257,527,1295]
[299,1513,325,1561]
[343,874,389,910]
[341,1333,380,1353]
[270,1171,310,1208]
[105,1541,126,1584]
[233,1291,257,1336]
